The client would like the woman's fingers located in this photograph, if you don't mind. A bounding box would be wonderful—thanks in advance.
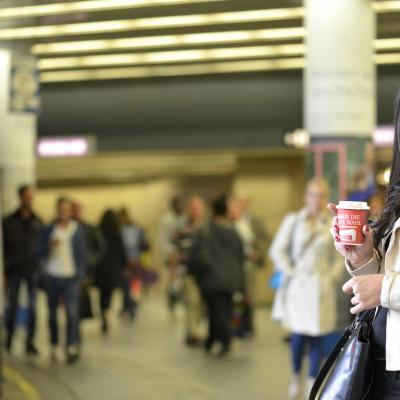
[350,303,364,314]
[327,203,338,215]
[342,278,354,294]
[351,295,360,306]
[330,216,340,240]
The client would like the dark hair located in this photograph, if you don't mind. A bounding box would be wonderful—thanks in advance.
[118,207,132,225]
[212,194,228,217]
[373,91,400,249]
[18,185,31,198]
[170,196,183,212]
[100,209,120,236]
[57,196,71,208]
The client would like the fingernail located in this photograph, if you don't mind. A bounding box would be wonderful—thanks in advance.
[335,236,340,242]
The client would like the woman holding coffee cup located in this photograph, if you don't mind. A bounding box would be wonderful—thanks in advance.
[328,92,400,399]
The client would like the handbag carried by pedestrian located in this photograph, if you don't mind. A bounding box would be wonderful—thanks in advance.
[309,308,376,400]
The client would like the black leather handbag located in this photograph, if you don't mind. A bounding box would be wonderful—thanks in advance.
[309,308,376,400]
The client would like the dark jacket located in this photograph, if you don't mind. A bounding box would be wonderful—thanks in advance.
[188,221,245,293]
[38,222,86,281]
[79,222,106,278]
[2,209,42,278]
[94,233,127,290]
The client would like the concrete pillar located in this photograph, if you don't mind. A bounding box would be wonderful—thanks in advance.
[304,0,376,201]
[0,48,38,214]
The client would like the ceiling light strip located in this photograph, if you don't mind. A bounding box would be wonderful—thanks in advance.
[39,52,400,83]
[0,8,304,40]
[374,38,400,50]
[373,0,400,12]
[31,27,306,55]
[37,44,306,70]
[0,0,399,22]
[0,0,227,20]
[374,53,400,64]
[40,58,305,82]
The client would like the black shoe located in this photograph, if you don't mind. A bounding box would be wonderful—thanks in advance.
[66,347,80,365]
[203,339,214,353]
[5,336,12,353]
[217,346,231,358]
[101,318,109,335]
[185,336,203,348]
[26,343,39,356]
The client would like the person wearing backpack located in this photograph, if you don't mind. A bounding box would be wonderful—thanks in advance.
[270,178,342,399]
[188,194,245,357]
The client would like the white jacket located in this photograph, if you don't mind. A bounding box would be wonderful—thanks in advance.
[270,208,342,335]
[345,217,400,371]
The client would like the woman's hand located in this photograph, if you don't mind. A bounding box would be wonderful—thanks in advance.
[327,203,374,268]
[343,275,383,314]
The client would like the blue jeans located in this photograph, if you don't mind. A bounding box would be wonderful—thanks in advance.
[46,276,79,347]
[291,334,324,378]
[6,274,37,347]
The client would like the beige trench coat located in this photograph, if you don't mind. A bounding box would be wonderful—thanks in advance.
[270,208,342,336]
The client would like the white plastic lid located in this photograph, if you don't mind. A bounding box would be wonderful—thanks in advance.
[337,201,370,210]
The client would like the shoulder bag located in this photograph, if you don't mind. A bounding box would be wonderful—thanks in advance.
[309,308,376,400]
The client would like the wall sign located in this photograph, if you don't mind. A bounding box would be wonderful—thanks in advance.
[10,55,40,113]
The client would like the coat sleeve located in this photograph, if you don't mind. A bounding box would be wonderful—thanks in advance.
[2,217,12,276]
[380,237,400,311]
[36,225,53,261]
[344,251,382,277]
[75,226,87,280]
[269,213,296,276]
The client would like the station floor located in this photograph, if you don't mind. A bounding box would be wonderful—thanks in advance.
[3,291,294,400]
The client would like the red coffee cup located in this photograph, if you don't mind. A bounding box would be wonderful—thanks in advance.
[337,201,370,245]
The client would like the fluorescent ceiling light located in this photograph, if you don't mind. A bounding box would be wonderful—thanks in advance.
[0,0,226,20]
[38,44,306,70]
[374,52,400,64]
[0,0,399,21]
[40,58,305,82]
[374,38,400,50]
[0,8,304,40]
[39,51,400,82]
[31,27,306,55]
[373,0,400,12]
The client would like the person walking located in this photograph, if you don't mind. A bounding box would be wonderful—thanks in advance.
[39,197,86,364]
[94,209,127,334]
[270,178,342,399]
[328,90,400,400]
[3,185,42,355]
[158,197,186,315]
[175,196,207,347]
[118,207,150,319]
[189,195,244,357]
[230,197,270,337]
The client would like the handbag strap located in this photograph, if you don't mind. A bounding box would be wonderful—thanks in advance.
[309,327,353,400]
[309,309,376,400]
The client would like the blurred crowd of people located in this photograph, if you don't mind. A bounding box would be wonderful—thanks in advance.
[2,184,270,364]
[158,194,269,355]
[1,170,384,398]
[2,185,151,363]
